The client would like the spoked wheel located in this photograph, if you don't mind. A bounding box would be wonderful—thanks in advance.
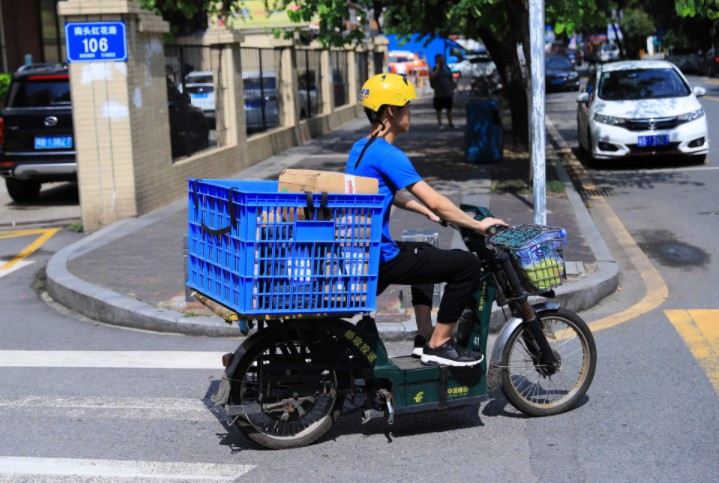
[500,308,596,416]
[230,329,344,449]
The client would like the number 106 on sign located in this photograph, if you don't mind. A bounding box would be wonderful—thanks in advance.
[81,37,109,55]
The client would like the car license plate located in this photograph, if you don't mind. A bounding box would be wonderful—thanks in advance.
[35,135,73,149]
[191,93,209,99]
[551,79,564,85]
[637,135,669,147]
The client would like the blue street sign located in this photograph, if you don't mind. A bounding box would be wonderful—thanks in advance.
[65,21,128,63]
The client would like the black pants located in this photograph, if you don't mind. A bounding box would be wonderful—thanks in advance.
[377,242,482,325]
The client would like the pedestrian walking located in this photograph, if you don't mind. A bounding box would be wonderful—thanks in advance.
[430,54,456,129]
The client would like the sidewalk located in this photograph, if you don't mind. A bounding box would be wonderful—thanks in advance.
[46,93,618,338]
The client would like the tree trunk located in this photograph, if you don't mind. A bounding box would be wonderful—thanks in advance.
[479,26,529,149]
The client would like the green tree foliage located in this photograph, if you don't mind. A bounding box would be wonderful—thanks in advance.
[621,9,655,57]
[136,0,717,146]
[675,0,719,19]
[279,0,369,46]
[0,73,11,106]
[136,0,215,35]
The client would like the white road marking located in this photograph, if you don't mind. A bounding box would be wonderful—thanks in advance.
[0,351,224,369]
[0,396,217,421]
[0,260,34,279]
[0,456,254,481]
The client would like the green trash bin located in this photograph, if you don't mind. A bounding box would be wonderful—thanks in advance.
[465,98,503,163]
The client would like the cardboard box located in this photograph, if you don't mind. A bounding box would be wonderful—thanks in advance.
[278,169,378,195]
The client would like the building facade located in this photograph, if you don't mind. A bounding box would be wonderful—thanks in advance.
[1,0,65,73]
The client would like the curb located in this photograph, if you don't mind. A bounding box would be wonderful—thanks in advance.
[46,201,244,338]
[45,117,618,340]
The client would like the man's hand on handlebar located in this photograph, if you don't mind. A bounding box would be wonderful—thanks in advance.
[434,215,507,235]
[477,217,508,235]
[426,212,442,223]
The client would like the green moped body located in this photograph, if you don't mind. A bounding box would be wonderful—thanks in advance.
[356,274,496,412]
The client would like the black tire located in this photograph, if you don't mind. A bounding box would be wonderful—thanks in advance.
[585,128,600,168]
[577,123,587,153]
[689,154,707,165]
[500,308,596,416]
[6,178,41,203]
[230,327,345,449]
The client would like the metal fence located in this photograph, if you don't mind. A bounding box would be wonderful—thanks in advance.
[296,48,323,119]
[330,51,348,108]
[240,47,283,134]
[165,44,225,161]
[355,51,369,91]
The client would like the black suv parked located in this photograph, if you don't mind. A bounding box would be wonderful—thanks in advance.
[0,64,209,203]
[0,64,74,202]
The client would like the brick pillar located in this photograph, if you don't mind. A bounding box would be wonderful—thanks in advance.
[347,50,357,105]
[58,0,169,232]
[279,45,299,129]
[320,49,332,114]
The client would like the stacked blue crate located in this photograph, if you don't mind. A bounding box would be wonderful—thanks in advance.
[186,179,384,317]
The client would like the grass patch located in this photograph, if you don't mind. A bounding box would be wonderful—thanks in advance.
[491,179,565,195]
[67,223,83,233]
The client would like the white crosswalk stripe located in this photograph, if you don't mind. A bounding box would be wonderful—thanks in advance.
[0,352,257,477]
[0,351,224,369]
[0,456,254,481]
[0,396,218,421]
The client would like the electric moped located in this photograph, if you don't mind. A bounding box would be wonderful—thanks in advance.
[204,204,597,450]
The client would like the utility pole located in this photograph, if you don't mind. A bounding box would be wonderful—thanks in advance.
[529,0,546,225]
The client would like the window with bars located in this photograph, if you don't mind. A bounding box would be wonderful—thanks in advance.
[240,47,283,134]
[296,49,323,119]
[165,44,224,161]
[330,51,348,108]
[355,52,369,92]
[374,52,385,76]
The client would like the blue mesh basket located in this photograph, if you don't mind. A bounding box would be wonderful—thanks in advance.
[489,224,567,294]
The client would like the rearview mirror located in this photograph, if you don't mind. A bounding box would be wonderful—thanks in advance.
[575,92,589,103]
[693,86,707,97]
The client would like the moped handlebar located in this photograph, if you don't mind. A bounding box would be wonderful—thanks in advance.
[435,218,505,238]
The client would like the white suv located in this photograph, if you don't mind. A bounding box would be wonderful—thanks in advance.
[576,60,708,164]
[598,43,620,63]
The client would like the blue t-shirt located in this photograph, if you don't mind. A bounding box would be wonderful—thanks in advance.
[346,137,422,263]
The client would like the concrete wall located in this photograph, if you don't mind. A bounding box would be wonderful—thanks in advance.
[58,0,386,232]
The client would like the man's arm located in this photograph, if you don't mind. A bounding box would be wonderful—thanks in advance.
[407,181,506,234]
[393,190,440,222]
[430,65,439,80]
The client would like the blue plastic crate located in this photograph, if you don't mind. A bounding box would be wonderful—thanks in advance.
[186,179,384,317]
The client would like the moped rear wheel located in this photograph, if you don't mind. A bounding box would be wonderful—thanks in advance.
[500,308,596,416]
[229,328,343,449]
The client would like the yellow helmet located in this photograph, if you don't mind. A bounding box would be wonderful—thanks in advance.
[359,73,417,112]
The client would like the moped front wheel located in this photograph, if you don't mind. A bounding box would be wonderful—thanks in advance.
[229,328,344,449]
[500,308,596,416]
